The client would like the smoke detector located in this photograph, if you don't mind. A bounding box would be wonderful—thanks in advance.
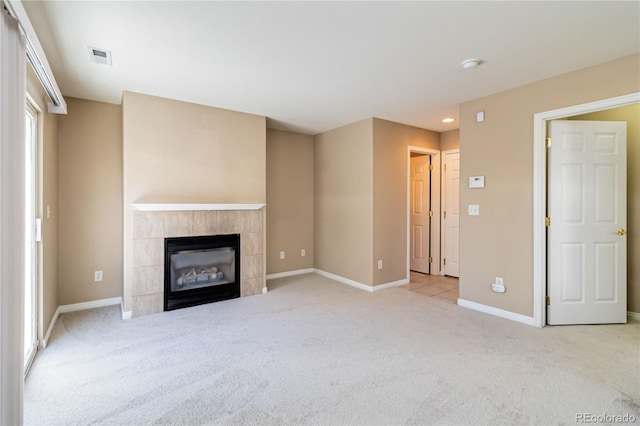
[461,58,483,69]
[88,46,112,66]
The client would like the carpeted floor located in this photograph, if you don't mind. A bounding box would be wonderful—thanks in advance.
[25,273,640,425]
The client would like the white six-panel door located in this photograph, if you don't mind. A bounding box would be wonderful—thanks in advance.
[547,120,627,325]
[410,155,431,273]
[443,151,460,277]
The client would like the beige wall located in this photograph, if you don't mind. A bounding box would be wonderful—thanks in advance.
[122,92,266,205]
[440,129,459,151]
[372,118,440,285]
[58,98,123,305]
[122,91,266,311]
[459,54,640,317]
[266,129,314,274]
[27,68,58,339]
[314,119,373,285]
[569,104,640,313]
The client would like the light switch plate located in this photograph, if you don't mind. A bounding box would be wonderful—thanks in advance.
[468,204,480,216]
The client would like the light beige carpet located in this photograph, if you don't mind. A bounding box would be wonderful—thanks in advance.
[25,273,640,425]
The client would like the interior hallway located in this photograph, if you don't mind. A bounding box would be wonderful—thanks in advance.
[405,272,459,304]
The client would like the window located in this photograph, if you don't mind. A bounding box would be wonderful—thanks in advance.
[24,102,38,374]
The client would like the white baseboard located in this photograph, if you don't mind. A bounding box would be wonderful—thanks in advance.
[628,311,640,322]
[58,297,122,314]
[121,302,132,320]
[457,298,537,327]
[42,307,61,349]
[312,269,409,293]
[373,279,409,291]
[266,268,314,280]
[313,269,373,292]
[120,299,132,320]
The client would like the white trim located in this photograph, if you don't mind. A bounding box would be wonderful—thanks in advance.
[41,307,60,349]
[132,203,266,212]
[407,146,441,279]
[4,0,66,113]
[266,268,314,280]
[58,297,122,314]
[532,92,640,328]
[271,269,408,292]
[372,279,409,291]
[121,300,132,320]
[314,269,373,292]
[627,311,640,323]
[458,298,537,327]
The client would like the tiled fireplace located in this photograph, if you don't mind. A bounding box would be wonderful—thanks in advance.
[129,205,265,317]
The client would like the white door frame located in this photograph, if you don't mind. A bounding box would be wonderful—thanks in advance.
[532,92,640,327]
[441,149,460,277]
[407,146,441,277]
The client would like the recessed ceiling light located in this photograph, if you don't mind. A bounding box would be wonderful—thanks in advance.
[461,58,483,69]
[442,118,455,123]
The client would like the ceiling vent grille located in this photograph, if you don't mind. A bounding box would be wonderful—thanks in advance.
[88,46,112,66]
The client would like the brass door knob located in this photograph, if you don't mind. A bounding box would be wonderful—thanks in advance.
[617,228,627,236]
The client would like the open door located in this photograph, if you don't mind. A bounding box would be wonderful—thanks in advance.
[547,120,627,325]
[443,151,460,277]
[410,154,431,273]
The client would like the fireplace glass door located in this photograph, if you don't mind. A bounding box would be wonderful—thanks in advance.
[165,234,240,311]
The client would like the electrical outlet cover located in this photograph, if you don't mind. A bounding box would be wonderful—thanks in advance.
[491,283,506,293]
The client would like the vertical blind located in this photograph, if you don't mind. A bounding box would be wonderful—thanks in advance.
[0,8,26,425]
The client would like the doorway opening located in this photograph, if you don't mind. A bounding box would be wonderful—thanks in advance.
[532,92,639,327]
[407,146,441,278]
[406,146,459,303]
[24,102,38,374]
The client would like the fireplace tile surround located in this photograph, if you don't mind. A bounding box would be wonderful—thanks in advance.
[129,206,265,317]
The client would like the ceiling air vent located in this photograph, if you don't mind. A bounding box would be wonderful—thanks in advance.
[88,46,112,66]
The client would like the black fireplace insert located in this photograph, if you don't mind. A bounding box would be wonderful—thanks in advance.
[164,234,240,311]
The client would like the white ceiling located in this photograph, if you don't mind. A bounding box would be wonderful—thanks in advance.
[22,1,640,135]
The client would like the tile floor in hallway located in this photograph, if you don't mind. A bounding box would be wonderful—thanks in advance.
[403,271,459,304]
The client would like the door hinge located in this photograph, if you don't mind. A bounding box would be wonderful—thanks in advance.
[545,217,551,227]
[428,256,433,263]
[546,296,551,306]
[443,258,447,266]
[444,164,447,171]
[429,164,434,171]
[429,210,433,218]
[546,137,552,148]
[444,211,447,219]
